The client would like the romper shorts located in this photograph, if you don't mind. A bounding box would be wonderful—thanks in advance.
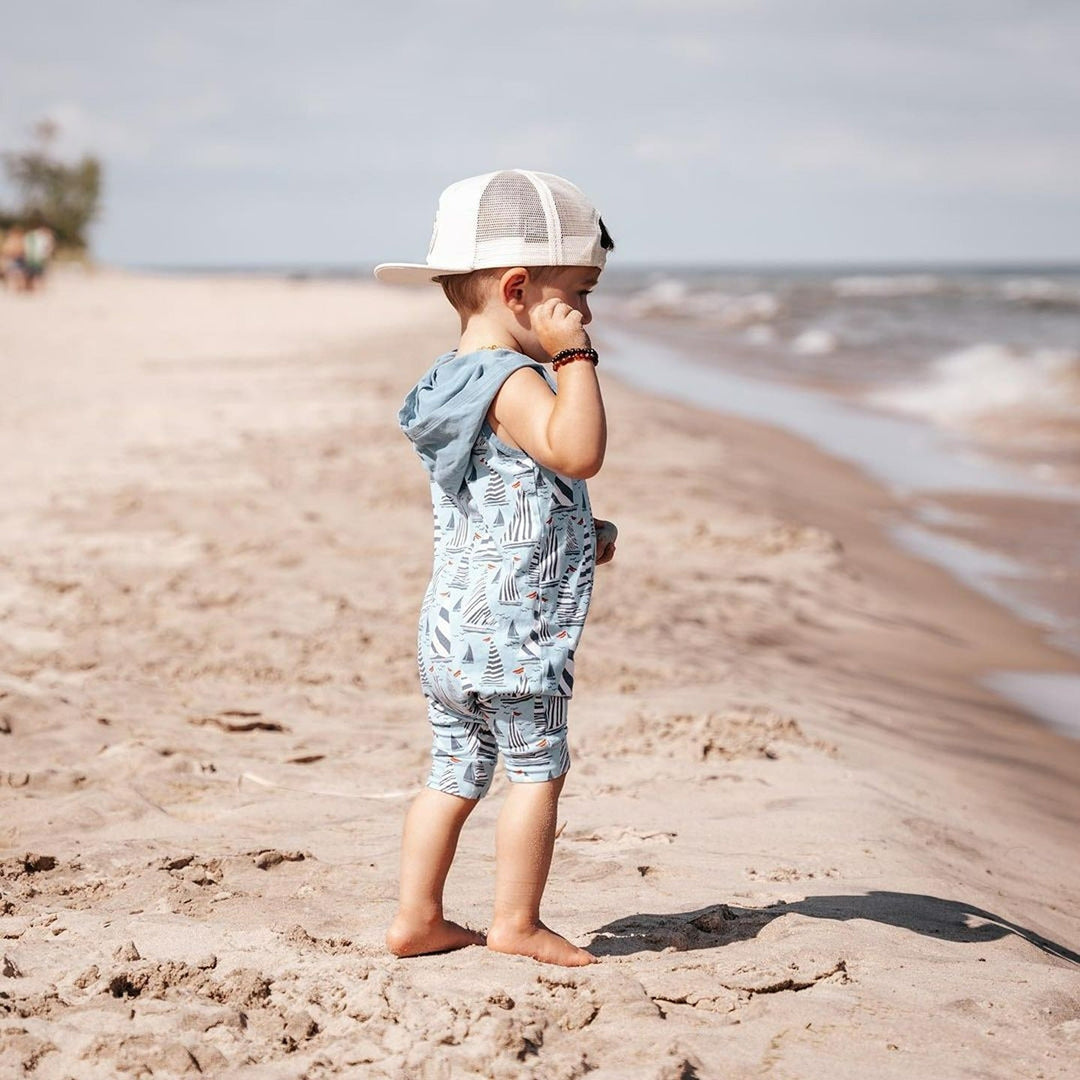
[425,690,571,801]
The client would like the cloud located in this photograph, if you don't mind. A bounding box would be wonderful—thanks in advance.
[776,126,1080,198]
[2,0,1077,263]
[36,103,148,160]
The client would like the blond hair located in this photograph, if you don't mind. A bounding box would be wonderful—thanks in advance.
[434,218,614,316]
[436,266,576,317]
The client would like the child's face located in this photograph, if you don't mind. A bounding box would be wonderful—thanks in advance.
[526,266,600,329]
[484,265,601,363]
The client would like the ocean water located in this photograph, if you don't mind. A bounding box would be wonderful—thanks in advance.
[594,267,1080,737]
[598,268,1080,451]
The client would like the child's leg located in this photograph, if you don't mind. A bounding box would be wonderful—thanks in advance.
[386,787,485,957]
[486,695,595,966]
[387,696,495,957]
[487,775,594,965]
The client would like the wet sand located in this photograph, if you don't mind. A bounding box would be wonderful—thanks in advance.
[1,270,1077,1078]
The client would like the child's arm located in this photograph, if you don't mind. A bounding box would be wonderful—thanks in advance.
[488,300,606,480]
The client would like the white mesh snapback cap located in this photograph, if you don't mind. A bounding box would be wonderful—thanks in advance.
[374,170,608,285]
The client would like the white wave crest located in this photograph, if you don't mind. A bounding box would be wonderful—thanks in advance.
[791,328,837,355]
[625,279,780,326]
[868,344,1080,426]
[998,277,1080,309]
[832,274,941,298]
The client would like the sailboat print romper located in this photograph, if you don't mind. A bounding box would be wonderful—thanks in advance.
[418,422,596,800]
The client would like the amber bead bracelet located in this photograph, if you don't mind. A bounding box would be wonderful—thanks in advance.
[551,347,599,371]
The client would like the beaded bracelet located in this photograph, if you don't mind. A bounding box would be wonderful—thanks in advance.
[551,346,599,371]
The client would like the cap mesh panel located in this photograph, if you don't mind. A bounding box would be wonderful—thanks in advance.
[476,173,550,252]
[467,170,603,269]
[548,176,599,238]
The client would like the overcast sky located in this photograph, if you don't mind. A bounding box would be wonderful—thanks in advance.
[2,0,1078,266]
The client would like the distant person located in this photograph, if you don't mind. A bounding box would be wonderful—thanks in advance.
[23,223,56,291]
[1,225,27,292]
[375,170,619,967]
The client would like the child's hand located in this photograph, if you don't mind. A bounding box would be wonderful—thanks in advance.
[530,298,591,360]
[594,518,618,564]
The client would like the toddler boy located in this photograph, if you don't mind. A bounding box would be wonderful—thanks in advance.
[375,170,617,967]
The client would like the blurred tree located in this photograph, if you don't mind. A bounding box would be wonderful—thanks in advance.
[2,120,103,251]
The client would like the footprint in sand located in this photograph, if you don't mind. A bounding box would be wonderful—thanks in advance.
[586,708,836,763]
[158,853,223,887]
[746,866,841,882]
[188,711,288,733]
[251,849,308,870]
[278,924,362,957]
[0,853,58,877]
[564,827,678,846]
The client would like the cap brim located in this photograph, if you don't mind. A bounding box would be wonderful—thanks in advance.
[373,262,471,285]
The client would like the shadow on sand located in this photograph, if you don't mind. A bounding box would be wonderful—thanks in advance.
[587,891,1079,965]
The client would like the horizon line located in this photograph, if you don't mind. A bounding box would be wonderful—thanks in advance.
[125,258,1080,276]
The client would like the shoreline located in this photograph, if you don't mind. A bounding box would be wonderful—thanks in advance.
[1,271,1077,1078]
[589,335,1080,793]
[597,316,1080,738]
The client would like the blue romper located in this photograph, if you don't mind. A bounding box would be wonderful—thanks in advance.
[399,349,596,799]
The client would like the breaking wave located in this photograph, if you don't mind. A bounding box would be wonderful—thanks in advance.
[790,328,838,355]
[998,277,1080,310]
[623,278,780,326]
[867,343,1080,426]
[832,274,941,298]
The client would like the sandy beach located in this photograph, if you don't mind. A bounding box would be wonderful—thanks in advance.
[1,270,1078,1078]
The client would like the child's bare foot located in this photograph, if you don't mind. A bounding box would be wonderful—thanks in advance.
[486,921,597,967]
[386,914,486,958]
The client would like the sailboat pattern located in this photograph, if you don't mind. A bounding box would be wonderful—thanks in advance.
[417,422,595,701]
[426,691,571,799]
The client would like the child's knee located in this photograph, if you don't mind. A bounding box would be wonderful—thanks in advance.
[427,731,499,800]
[426,760,495,800]
[426,697,499,800]
[502,728,570,785]
[496,694,571,784]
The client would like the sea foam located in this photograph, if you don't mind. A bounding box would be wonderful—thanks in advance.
[832,274,941,298]
[868,343,1080,426]
[999,277,1080,309]
[624,278,780,326]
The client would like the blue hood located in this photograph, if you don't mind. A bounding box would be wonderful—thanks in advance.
[398,348,548,494]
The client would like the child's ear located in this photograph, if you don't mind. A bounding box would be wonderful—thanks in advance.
[499,267,530,311]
